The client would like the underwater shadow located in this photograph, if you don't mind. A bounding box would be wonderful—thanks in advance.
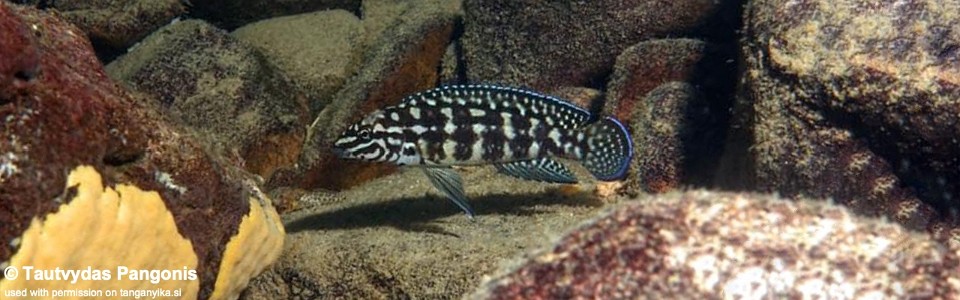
[285,190,601,237]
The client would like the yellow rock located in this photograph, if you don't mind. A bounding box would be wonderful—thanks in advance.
[0,165,200,298]
[211,195,285,300]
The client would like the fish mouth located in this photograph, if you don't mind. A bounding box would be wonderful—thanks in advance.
[331,146,346,158]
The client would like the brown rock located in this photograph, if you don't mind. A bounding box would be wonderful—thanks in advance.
[461,0,718,91]
[231,9,365,116]
[607,39,730,193]
[623,82,700,194]
[14,0,185,57]
[0,3,283,298]
[188,0,360,30]
[736,0,960,230]
[605,39,707,123]
[471,191,960,298]
[293,2,460,191]
[359,0,461,49]
[550,86,602,113]
[106,19,308,181]
[438,41,465,85]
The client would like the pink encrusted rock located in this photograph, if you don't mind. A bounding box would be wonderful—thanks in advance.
[0,3,282,298]
[622,82,699,194]
[471,191,960,299]
[733,0,960,231]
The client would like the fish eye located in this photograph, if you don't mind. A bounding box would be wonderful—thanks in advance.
[359,129,371,140]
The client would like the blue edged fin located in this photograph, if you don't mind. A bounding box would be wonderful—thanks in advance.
[422,167,475,219]
[495,157,578,184]
[581,117,633,181]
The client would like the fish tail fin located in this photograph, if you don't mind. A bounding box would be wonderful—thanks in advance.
[581,117,633,181]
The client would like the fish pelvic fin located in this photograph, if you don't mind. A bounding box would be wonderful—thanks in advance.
[422,167,475,219]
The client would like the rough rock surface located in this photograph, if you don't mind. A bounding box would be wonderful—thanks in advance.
[735,0,960,230]
[438,41,465,85]
[606,39,730,194]
[359,0,460,50]
[550,86,601,113]
[461,0,718,91]
[188,0,360,30]
[232,10,365,116]
[287,1,460,191]
[623,82,699,194]
[14,0,185,57]
[605,39,707,123]
[243,166,610,299]
[106,19,307,181]
[0,3,283,298]
[471,191,960,299]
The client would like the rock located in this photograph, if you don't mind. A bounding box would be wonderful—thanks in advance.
[438,41,465,85]
[188,0,360,30]
[550,86,602,114]
[607,39,730,194]
[622,82,699,194]
[106,19,308,181]
[461,0,718,91]
[13,0,185,59]
[0,3,283,299]
[605,39,707,123]
[358,0,461,50]
[244,166,609,299]
[736,0,960,230]
[231,9,366,116]
[471,191,960,298]
[291,1,460,191]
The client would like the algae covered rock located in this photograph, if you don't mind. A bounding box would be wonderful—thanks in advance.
[736,0,960,230]
[291,1,460,191]
[106,19,307,181]
[606,39,730,194]
[605,39,707,123]
[231,9,366,116]
[188,0,360,30]
[0,3,284,298]
[623,82,700,194]
[471,191,960,298]
[14,0,185,56]
[461,0,718,91]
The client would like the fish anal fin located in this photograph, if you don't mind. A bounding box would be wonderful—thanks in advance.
[495,157,578,184]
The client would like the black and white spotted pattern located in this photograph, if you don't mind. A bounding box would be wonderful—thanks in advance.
[334,84,633,179]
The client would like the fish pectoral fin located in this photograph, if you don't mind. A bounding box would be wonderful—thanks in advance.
[422,167,475,219]
[495,157,578,184]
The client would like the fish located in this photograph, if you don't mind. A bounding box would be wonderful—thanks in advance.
[332,84,633,218]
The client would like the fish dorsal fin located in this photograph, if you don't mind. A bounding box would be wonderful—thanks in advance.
[495,157,578,184]
[400,84,593,123]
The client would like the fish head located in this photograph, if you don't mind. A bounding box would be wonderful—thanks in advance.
[333,110,402,163]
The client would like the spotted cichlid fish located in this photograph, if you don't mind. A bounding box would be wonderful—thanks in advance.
[333,84,633,218]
